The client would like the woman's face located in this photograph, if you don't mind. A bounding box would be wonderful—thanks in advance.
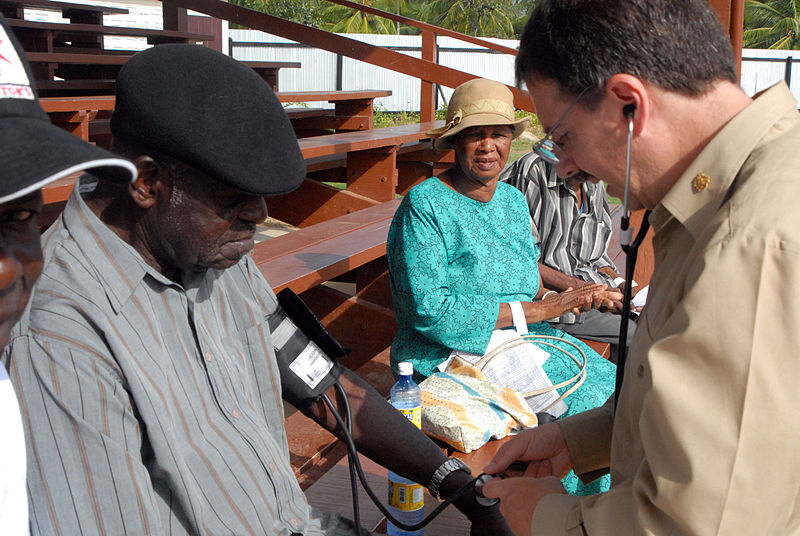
[452,125,514,183]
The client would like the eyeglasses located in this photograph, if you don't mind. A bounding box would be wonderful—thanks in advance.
[532,86,593,164]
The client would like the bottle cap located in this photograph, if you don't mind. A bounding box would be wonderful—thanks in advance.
[398,361,413,377]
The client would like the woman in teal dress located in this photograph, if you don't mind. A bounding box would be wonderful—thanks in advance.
[386,79,621,496]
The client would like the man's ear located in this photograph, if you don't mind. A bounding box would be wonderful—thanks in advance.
[128,155,164,209]
[605,73,648,135]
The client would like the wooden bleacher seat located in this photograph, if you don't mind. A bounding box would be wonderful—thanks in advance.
[279,90,392,133]
[37,90,389,146]
[6,18,213,47]
[0,0,128,23]
[267,120,453,226]
[25,51,299,94]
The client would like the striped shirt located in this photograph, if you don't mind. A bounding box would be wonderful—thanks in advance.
[3,177,363,535]
[500,152,616,323]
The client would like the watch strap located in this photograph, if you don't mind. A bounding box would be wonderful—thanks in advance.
[428,457,471,499]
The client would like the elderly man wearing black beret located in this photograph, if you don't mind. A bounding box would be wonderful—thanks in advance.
[3,43,510,536]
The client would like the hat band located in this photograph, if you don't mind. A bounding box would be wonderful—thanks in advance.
[449,98,514,123]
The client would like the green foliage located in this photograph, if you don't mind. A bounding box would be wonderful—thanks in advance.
[320,0,410,34]
[230,0,538,38]
[229,0,326,28]
[373,105,420,127]
[744,0,800,49]
[414,0,515,38]
[409,0,534,38]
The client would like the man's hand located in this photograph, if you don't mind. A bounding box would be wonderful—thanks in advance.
[481,477,566,536]
[483,423,573,479]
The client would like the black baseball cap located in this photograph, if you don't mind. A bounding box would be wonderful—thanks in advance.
[0,15,136,204]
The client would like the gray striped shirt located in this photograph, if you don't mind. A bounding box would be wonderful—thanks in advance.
[500,152,616,323]
[3,178,363,535]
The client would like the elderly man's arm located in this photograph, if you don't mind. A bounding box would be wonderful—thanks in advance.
[303,367,513,535]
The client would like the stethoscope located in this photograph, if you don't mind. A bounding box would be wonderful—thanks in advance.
[614,104,651,411]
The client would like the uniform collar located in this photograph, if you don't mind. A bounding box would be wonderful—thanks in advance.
[651,83,797,237]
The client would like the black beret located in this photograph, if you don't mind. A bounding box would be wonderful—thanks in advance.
[111,44,305,196]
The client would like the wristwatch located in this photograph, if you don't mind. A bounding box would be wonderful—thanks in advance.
[428,457,471,499]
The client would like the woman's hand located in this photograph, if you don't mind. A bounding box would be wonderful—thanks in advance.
[545,284,621,318]
[497,285,624,328]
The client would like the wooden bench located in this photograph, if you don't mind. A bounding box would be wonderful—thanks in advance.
[0,0,128,24]
[267,120,454,227]
[278,90,392,133]
[37,89,391,147]
[40,98,332,146]
[25,51,300,94]
[6,18,214,54]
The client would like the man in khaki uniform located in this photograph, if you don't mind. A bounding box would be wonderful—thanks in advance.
[483,1,800,534]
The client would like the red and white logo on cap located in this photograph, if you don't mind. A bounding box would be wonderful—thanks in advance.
[0,25,34,100]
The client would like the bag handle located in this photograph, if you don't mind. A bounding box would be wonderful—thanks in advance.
[476,334,587,414]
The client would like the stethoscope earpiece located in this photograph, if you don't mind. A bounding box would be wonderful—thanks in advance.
[623,104,636,119]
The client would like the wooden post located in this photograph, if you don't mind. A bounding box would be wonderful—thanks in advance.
[420,30,435,122]
[347,147,399,202]
[707,0,745,77]
[728,0,745,77]
[162,0,189,32]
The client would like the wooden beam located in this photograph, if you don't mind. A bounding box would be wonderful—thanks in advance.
[168,0,534,111]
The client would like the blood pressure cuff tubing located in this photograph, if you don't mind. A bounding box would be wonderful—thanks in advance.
[268,288,347,409]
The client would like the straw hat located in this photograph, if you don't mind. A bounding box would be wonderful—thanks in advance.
[427,78,530,150]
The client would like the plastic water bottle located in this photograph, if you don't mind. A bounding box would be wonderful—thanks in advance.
[387,361,424,536]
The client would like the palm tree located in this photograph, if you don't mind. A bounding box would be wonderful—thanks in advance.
[320,0,409,34]
[230,0,326,28]
[744,0,800,49]
[414,0,517,38]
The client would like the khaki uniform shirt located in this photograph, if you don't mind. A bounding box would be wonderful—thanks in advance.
[534,83,800,534]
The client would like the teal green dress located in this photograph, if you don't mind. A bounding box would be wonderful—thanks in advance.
[386,177,615,495]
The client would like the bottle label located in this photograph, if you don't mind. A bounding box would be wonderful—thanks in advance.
[398,406,421,429]
[388,480,424,511]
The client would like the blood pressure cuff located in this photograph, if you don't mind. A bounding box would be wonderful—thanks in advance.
[268,288,347,409]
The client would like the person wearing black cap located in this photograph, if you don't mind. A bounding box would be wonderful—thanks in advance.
[0,15,135,534]
[4,43,510,535]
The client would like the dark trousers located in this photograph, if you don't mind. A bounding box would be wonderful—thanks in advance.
[548,309,637,364]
